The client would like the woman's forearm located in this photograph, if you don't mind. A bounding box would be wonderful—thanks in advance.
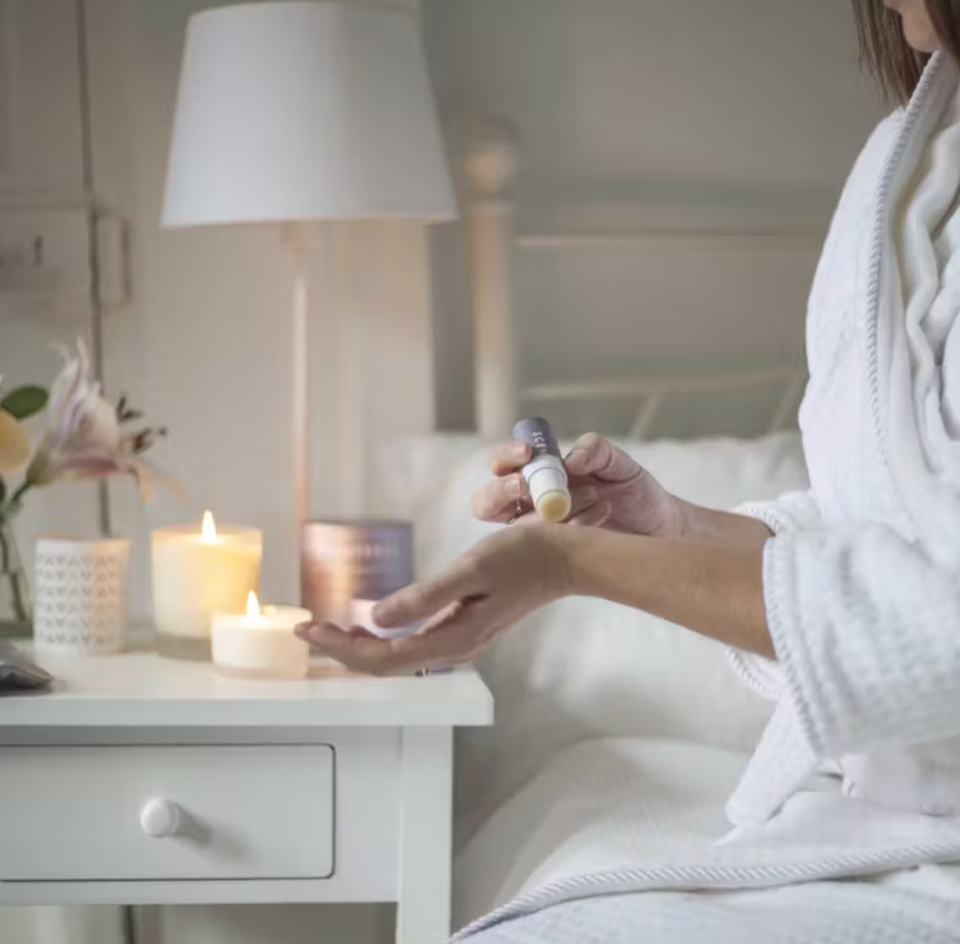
[563,526,774,658]
[676,499,774,547]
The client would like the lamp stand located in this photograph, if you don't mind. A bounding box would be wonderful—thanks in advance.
[283,222,315,604]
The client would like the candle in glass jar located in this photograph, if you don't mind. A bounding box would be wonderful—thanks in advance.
[212,592,312,680]
[152,511,262,660]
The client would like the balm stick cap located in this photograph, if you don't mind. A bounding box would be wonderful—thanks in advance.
[528,466,572,522]
[537,490,572,523]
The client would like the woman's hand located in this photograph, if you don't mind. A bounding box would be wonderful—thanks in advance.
[471,432,684,537]
[295,523,570,675]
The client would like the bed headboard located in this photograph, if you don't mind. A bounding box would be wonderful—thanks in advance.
[458,114,814,441]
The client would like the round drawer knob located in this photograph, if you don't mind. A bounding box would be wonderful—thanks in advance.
[140,798,182,839]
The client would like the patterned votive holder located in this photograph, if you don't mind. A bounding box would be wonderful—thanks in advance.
[34,537,131,656]
[301,520,414,625]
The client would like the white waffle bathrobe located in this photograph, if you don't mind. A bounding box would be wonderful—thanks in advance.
[728,50,960,827]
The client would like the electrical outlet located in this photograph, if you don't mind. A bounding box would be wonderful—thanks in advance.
[0,206,129,318]
[0,208,129,315]
[0,208,88,314]
[0,232,58,291]
[0,233,46,269]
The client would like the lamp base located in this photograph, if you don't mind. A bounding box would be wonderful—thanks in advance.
[155,631,211,661]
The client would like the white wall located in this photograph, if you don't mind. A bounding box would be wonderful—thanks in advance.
[0,0,101,582]
[424,0,888,432]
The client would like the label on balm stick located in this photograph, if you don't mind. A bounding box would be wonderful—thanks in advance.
[512,417,572,522]
[521,420,561,460]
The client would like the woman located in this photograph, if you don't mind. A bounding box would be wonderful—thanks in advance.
[300,1,960,939]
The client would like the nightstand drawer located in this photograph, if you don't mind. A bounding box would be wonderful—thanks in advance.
[0,746,334,881]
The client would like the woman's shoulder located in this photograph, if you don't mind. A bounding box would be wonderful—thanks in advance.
[824,111,902,230]
[850,111,902,181]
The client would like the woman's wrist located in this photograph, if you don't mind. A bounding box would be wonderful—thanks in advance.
[674,498,773,547]
[554,524,773,656]
[556,524,630,599]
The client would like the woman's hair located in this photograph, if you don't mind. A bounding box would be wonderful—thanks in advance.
[852,0,960,101]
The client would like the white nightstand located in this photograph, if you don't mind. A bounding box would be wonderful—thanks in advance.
[0,648,493,944]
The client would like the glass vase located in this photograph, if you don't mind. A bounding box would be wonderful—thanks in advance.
[0,516,31,639]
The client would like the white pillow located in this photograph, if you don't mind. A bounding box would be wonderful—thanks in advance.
[377,431,808,836]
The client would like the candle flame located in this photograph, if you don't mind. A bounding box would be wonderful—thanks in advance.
[246,591,260,619]
[201,510,217,543]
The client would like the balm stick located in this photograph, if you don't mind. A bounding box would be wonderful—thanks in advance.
[512,417,572,522]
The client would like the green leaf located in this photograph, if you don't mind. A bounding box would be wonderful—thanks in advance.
[1,385,48,420]
[0,476,5,506]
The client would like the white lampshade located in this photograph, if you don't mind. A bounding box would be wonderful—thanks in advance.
[162,1,456,227]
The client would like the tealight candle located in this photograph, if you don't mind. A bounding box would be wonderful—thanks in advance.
[152,511,262,660]
[212,592,312,680]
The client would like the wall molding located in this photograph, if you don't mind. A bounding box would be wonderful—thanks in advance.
[0,0,22,175]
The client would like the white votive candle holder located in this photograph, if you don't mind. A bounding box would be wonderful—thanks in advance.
[212,592,312,681]
[34,536,131,656]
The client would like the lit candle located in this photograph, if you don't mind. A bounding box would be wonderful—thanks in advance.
[152,511,262,660]
[212,591,312,680]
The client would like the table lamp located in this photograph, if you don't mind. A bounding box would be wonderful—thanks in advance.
[161,1,456,600]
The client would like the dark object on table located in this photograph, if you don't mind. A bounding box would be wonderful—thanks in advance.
[0,639,54,691]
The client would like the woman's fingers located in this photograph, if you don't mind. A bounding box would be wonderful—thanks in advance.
[564,433,640,484]
[372,561,484,628]
[471,472,532,522]
[295,596,505,675]
[471,440,534,524]
[296,622,431,675]
[491,441,531,476]
[472,472,600,524]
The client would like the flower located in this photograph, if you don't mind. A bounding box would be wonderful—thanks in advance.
[24,341,171,499]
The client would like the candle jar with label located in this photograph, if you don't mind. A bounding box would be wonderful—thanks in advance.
[301,521,413,626]
[152,512,262,660]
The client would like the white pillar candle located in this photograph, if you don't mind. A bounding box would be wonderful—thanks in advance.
[152,511,262,660]
[212,592,312,680]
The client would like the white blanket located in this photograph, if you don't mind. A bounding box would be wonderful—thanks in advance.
[457,882,960,943]
[453,49,960,944]
[454,739,960,940]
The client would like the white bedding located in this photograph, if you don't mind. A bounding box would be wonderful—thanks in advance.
[454,737,960,942]
[455,876,960,943]
[454,738,960,941]
[453,737,752,926]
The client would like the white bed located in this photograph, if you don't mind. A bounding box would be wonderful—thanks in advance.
[377,117,822,932]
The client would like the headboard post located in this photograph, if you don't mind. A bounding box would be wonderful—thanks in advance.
[462,115,521,438]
